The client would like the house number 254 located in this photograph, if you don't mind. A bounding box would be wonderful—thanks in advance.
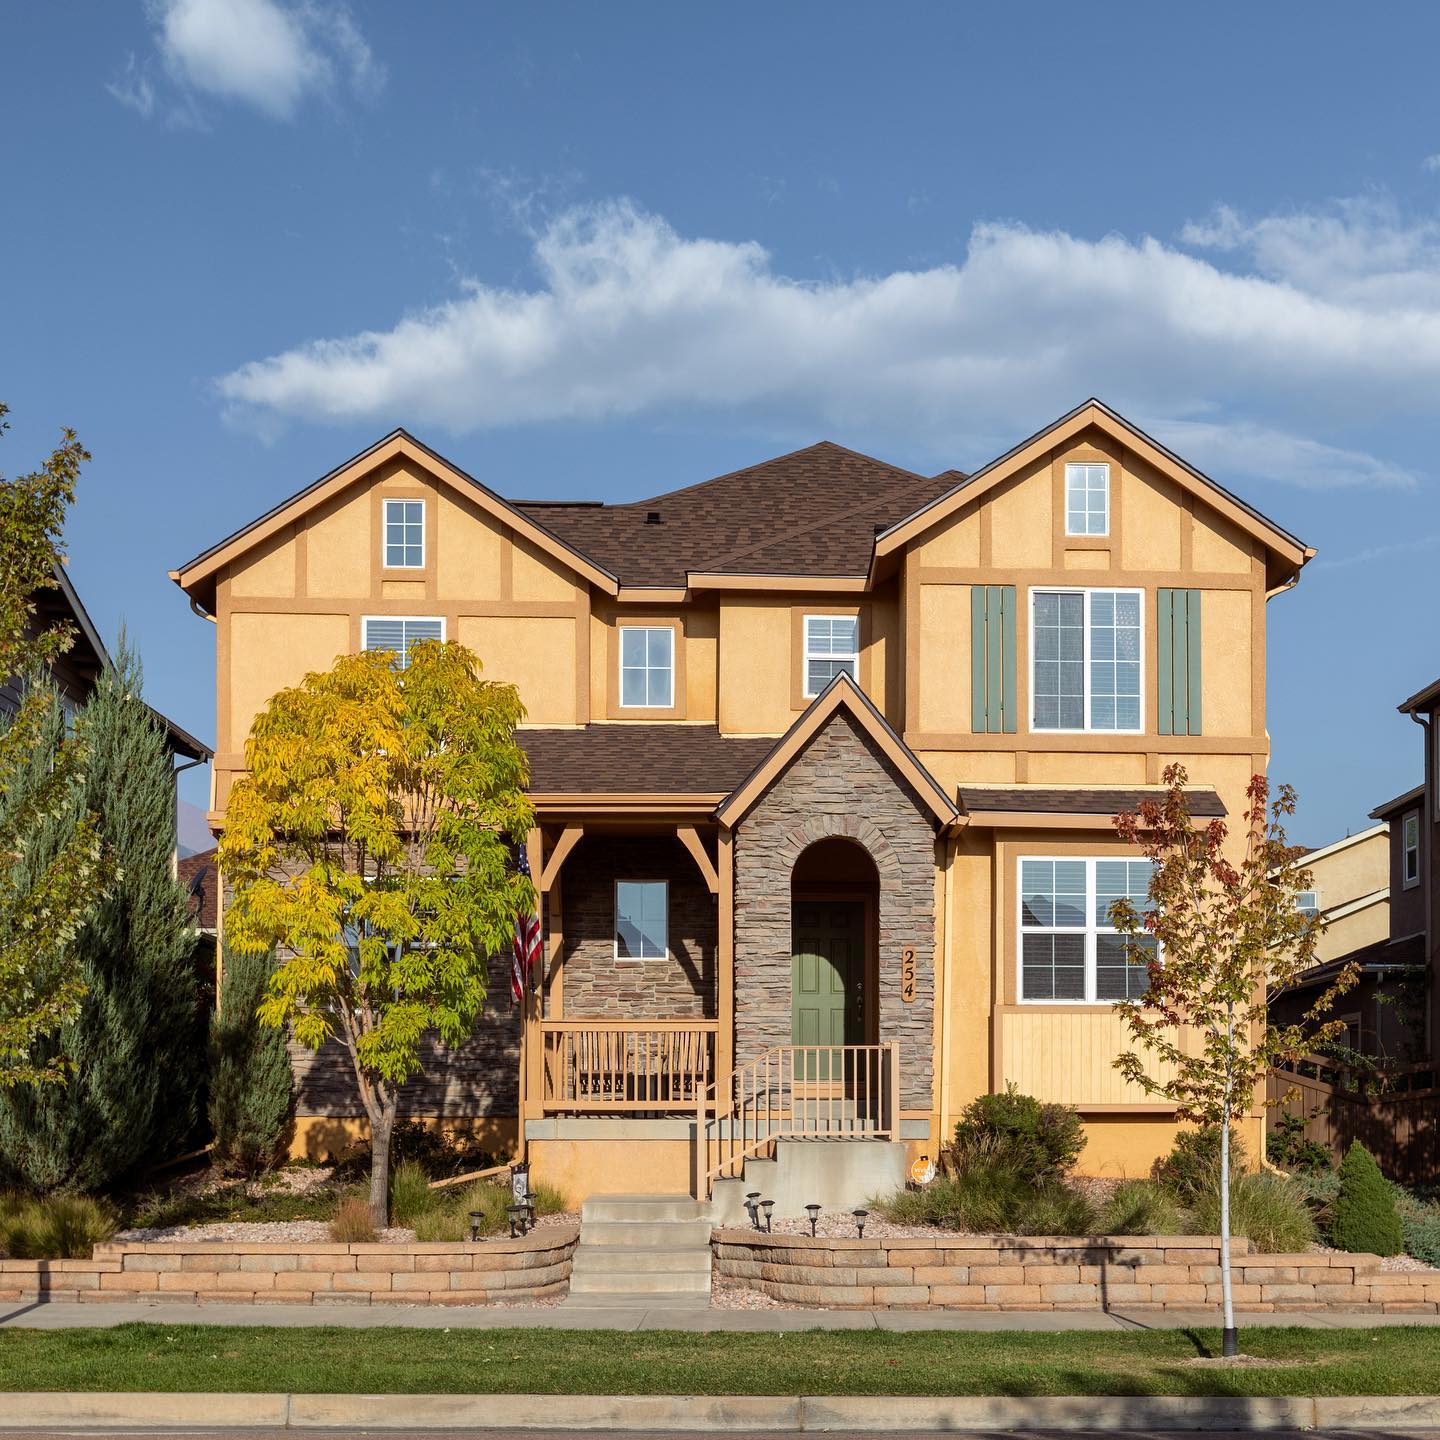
[900,947,916,1003]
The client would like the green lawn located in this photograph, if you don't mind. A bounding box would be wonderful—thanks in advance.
[0,1325,1437,1396]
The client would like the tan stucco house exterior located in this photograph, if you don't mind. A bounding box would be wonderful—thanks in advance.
[172,399,1312,1203]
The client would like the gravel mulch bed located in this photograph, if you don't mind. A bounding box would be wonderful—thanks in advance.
[758,1211,972,1240]
[115,1220,419,1244]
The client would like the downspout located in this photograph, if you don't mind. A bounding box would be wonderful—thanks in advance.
[1408,707,1434,1060]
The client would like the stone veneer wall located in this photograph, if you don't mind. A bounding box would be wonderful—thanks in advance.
[0,1228,577,1306]
[560,835,716,1019]
[713,1231,1440,1311]
[733,711,937,1107]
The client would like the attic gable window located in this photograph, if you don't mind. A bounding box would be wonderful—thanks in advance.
[1065,462,1109,537]
[362,616,444,669]
[804,614,859,697]
[384,498,425,568]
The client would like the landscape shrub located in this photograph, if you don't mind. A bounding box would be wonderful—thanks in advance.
[874,1132,1095,1235]
[329,1195,378,1243]
[952,1086,1085,1180]
[1188,1170,1316,1253]
[1332,1141,1403,1256]
[1265,1112,1332,1174]
[0,1192,116,1258]
[1289,1167,1340,1233]
[388,1160,435,1228]
[1152,1126,1249,1203]
[209,944,292,1175]
[1393,1188,1440,1268]
[1099,1179,1186,1236]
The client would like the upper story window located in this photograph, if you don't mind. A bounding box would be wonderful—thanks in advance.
[1403,811,1420,888]
[1065,462,1109,536]
[615,879,667,959]
[1295,890,1321,919]
[804,614,859,697]
[1031,588,1142,733]
[1018,856,1157,1003]
[383,498,425,568]
[362,615,444,669]
[619,626,674,708]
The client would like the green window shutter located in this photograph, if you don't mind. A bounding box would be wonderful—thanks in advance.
[970,585,1017,734]
[1157,588,1202,736]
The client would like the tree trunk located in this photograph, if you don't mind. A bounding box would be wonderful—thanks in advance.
[368,1087,398,1228]
[1220,1010,1238,1358]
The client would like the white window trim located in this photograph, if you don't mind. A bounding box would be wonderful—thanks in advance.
[1402,811,1421,889]
[1064,461,1110,538]
[802,613,861,699]
[618,625,676,710]
[1027,587,1145,735]
[613,878,669,961]
[361,615,446,669]
[382,497,426,570]
[1016,855,1157,1006]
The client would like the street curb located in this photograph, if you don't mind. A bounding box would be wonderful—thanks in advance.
[2,1392,1440,1430]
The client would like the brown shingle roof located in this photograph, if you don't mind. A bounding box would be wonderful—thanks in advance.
[515,443,960,587]
[520,725,774,795]
[178,847,218,932]
[957,786,1227,818]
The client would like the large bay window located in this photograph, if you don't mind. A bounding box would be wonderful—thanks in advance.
[1031,588,1142,733]
[1018,857,1157,1003]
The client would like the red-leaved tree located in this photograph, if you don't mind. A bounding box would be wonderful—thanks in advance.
[1108,763,1357,1356]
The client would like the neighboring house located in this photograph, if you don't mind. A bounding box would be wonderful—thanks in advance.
[1270,824,1420,1061]
[2,561,213,827]
[1392,673,1440,1061]
[178,846,219,994]
[170,399,1313,1201]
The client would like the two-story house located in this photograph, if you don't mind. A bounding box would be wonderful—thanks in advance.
[171,399,1312,1207]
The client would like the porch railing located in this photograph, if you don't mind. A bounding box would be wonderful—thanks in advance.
[701,1043,899,1194]
[540,1019,718,1113]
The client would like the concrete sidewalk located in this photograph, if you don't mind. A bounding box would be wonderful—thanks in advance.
[4,1299,1440,1331]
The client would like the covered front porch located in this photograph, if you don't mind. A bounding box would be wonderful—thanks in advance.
[513,685,956,1205]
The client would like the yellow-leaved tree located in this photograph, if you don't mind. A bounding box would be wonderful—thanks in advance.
[218,641,535,1224]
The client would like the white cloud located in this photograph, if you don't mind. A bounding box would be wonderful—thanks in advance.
[1424,155,1440,174]
[112,0,382,122]
[218,196,1440,487]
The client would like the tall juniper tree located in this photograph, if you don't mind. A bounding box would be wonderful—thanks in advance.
[0,639,201,1191]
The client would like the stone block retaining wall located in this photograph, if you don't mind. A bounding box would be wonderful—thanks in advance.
[712,1230,1440,1312]
[0,1226,578,1307]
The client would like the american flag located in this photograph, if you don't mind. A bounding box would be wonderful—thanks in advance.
[511,844,542,1001]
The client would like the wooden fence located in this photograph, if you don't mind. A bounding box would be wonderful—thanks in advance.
[1267,1057,1439,1187]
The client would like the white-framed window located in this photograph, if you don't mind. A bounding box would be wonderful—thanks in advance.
[619,626,675,708]
[383,498,425,568]
[1017,856,1157,1003]
[1403,811,1420,888]
[362,615,445,669]
[615,880,667,959]
[803,614,860,697]
[1295,890,1321,919]
[1030,588,1143,733]
[1065,462,1110,536]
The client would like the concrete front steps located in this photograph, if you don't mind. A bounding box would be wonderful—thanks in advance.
[564,1195,711,1310]
[709,1138,909,1226]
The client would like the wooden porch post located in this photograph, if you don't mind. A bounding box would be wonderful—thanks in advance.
[717,828,735,1094]
[522,827,545,1130]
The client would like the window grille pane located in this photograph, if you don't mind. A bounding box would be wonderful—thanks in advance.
[1088,590,1141,731]
[621,667,648,707]
[1021,933,1086,1000]
[1095,934,1155,1000]
[1032,592,1086,730]
[1020,859,1086,928]
[616,881,667,959]
[1095,859,1154,927]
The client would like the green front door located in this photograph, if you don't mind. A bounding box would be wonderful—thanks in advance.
[791,900,865,1079]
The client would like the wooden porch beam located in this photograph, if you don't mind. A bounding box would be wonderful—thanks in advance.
[676,825,720,895]
[540,824,583,892]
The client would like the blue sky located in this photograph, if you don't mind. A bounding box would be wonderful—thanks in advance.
[4,1,1439,847]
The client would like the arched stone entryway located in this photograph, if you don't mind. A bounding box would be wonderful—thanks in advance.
[732,709,939,1108]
